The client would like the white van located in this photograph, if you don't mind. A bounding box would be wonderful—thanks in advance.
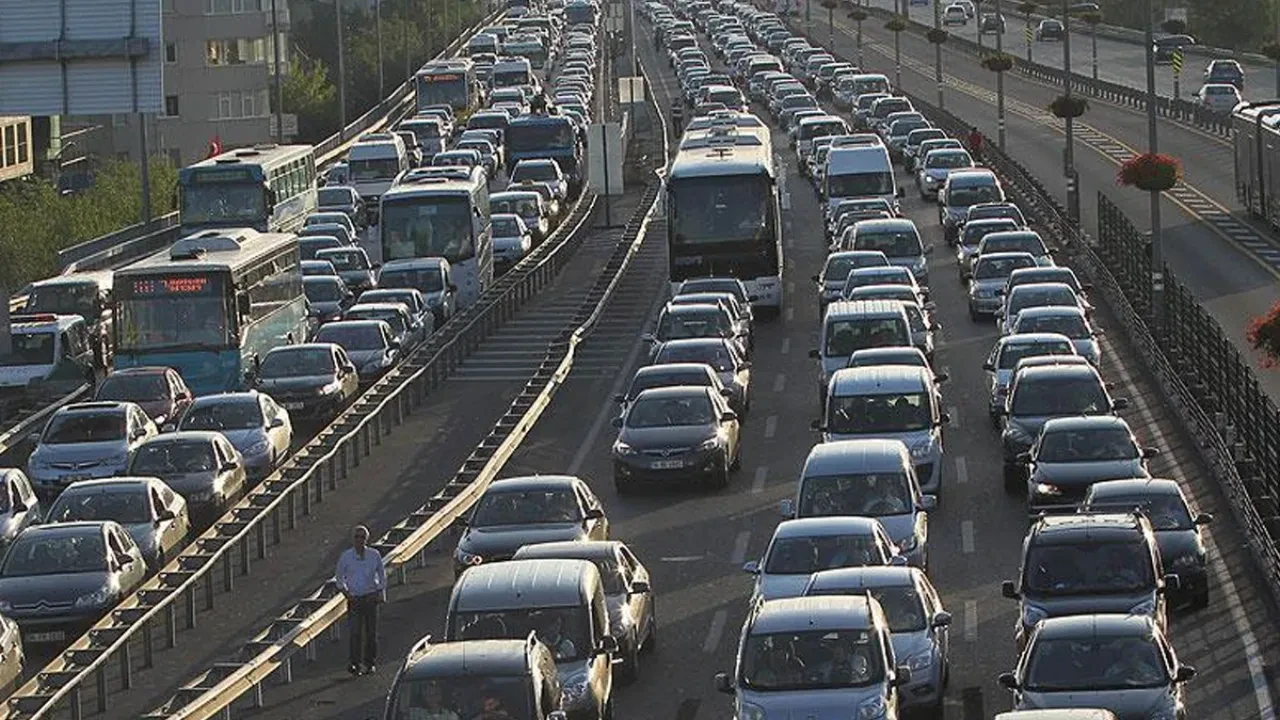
[347,133,409,221]
[824,135,902,220]
[810,300,912,407]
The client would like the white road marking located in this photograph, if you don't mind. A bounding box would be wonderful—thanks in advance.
[661,555,703,562]
[954,456,968,484]
[772,373,786,392]
[964,600,978,642]
[752,466,768,494]
[781,337,791,354]
[703,609,729,653]
[947,405,960,428]
[764,415,778,438]
[961,520,975,554]
[730,530,751,565]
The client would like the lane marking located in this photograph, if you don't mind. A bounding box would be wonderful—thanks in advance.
[764,414,778,438]
[772,373,786,392]
[785,307,795,322]
[781,337,791,355]
[954,455,969,484]
[662,555,703,562]
[703,609,729,653]
[752,466,768,494]
[947,405,960,428]
[730,530,751,565]
[961,520,975,554]
[963,600,978,642]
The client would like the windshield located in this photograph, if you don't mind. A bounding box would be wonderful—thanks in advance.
[925,152,972,169]
[0,332,55,367]
[349,158,402,182]
[44,412,126,443]
[811,584,928,632]
[379,268,446,294]
[997,341,1074,370]
[300,238,342,260]
[628,371,711,399]
[260,348,336,378]
[494,196,541,221]
[130,440,218,475]
[1012,377,1109,416]
[1095,495,1192,531]
[1038,427,1138,462]
[1,532,107,576]
[828,172,895,198]
[117,273,232,352]
[855,230,922,257]
[974,255,1035,280]
[799,473,914,517]
[381,197,475,263]
[507,121,575,152]
[764,534,886,574]
[97,373,168,402]
[453,606,589,662]
[741,630,884,691]
[946,182,1003,207]
[828,391,932,434]
[874,101,910,117]
[317,188,354,206]
[181,182,266,226]
[181,400,262,431]
[512,163,558,182]
[471,488,580,526]
[825,318,908,356]
[1010,290,1076,316]
[349,309,407,335]
[316,325,386,351]
[417,76,469,108]
[49,488,152,525]
[318,251,368,271]
[1025,541,1153,594]
[627,394,715,427]
[669,175,774,245]
[304,279,347,303]
[658,309,730,340]
[26,283,99,318]
[389,676,533,720]
[655,343,737,372]
[494,68,532,86]
[492,217,523,236]
[985,236,1046,255]
[824,256,880,281]
[1026,636,1168,691]
[962,222,1017,246]
[1017,314,1088,338]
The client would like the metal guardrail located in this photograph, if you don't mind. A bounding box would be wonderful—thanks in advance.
[857,5,1235,138]
[0,386,91,457]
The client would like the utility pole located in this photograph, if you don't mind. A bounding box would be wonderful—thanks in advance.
[995,0,1006,148]
[337,0,348,134]
[806,0,812,44]
[1062,0,1077,223]
[404,0,412,82]
[1144,0,1163,337]
[376,0,385,99]
[271,0,284,143]
[933,0,943,108]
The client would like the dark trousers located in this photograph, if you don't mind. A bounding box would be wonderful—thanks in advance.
[347,593,379,667]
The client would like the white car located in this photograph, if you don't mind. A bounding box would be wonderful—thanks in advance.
[943,4,968,25]
[1195,83,1242,113]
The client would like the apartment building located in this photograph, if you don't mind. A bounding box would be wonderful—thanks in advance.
[102,0,292,166]
[0,118,34,184]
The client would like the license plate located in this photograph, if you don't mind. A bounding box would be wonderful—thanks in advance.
[282,402,305,410]
[651,459,684,470]
[26,631,65,643]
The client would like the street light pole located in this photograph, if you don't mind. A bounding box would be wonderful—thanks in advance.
[894,0,902,90]
[1062,0,1077,222]
[995,0,1006,148]
[337,0,348,134]
[1144,0,1164,336]
[933,0,943,108]
[270,0,284,143]
[376,0,385,99]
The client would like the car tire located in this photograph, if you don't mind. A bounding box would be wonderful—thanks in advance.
[710,460,731,490]
[1002,464,1023,493]
[969,307,982,322]
[730,445,742,471]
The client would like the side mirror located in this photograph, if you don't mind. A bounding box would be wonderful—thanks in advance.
[1112,397,1130,411]
[923,244,935,255]
[936,412,951,426]
[452,515,468,529]
[893,665,912,686]
[612,393,626,403]
[714,671,734,694]
[389,339,402,350]
[889,555,908,566]
[779,498,796,518]
[1001,580,1020,599]
[920,494,938,511]
[810,419,826,432]
[1142,447,1160,458]
[270,417,285,429]
[808,349,820,359]
[584,507,605,520]
[610,416,623,428]
[161,423,177,433]
[740,360,752,369]
[998,671,1020,690]
[25,432,40,446]
[931,610,952,627]
[933,372,949,383]
[448,284,459,293]
[629,580,651,595]
[720,411,738,422]
[118,554,136,567]
[221,460,239,472]
[1194,512,1214,525]
[811,274,821,283]
[343,364,357,375]
[1175,665,1197,683]
[742,560,761,574]
[982,361,995,371]
[157,508,177,522]
[596,635,619,655]
[720,388,734,398]
[641,333,656,343]
[1162,573,1181,592]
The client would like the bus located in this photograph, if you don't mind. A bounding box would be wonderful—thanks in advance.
[563,0,600,26]
[506,113,583,190]
[416,59,481,115]
[491,57,535,90]
[1233,101,1280,227]
[665,120,783,314]
[380,167,493,309]
[113,228,309,395]
[178,144,317,236]
[502,34,550,72]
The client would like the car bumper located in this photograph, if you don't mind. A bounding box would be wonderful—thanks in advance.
[274,394,345,421]
[899,664,944,708]
[10,609,105,645]
[613,451,725,485]
[969,295,1003,314]
[242,450,275,479]
[30,466,127,499]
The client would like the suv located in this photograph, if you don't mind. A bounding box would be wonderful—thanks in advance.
[1001,511,1177,649]
[382,634,568,720]
[26,401,158,499]
[0,314,100,401]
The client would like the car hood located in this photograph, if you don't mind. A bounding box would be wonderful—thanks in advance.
[1031,459,1147,487]
[1017,686,1176,720]
[459,522,589,558]
[889,630,934,666]
[872,512,917,546]
[153,470,219,496]
[256,375,334,393]
[345,348,388,367]
[121,522,160,552]
[1072,338,1100,359]
[219,428,269,453]
[755,573,813,602]
[922,168,953,181]
[33,441,128,465]
[1154,531,1202,570]
[337,269,374,283]
[620,425,718,450]
[970,277,1007,293]
[605,593,633,637]
[309,300,345,317]
[0,571,112,607]
[1026,590,1157,622]
[493,235,527,251]
[743,687,884,719]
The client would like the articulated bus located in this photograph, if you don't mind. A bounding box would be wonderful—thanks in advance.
[380,167,493,309]
[665,119,783,314]
[113,228,308,395]
[416,59,481,115]
[1233,101,1280,229]
[178,144,318,236]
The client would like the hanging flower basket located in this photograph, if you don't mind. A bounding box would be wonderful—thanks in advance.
[820,0,839,9]
[1049,94,1088,118]
[1247,301,1280,367]
[1117,153,1182,192]
[849,8,869,21]
[981,53,1015,72]
[1017,1,1037,17]
[926,28,949,44]
[885,17,908,32]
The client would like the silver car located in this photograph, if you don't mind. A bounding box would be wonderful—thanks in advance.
[491,213,533,271]
[744,517,904,601]
[968,252,1038,319]
[1020,416,1155,510]
[956,218,1019,281]
[815,251,891,311]
[978,230,1054,267]
[650,338,752,416]
[1011,306,1101,365]
[998,283,1088,335]
[805,567,951,714]
[983,333,1078,421]
[26,402,159,499]
[176,392,293,480]
[44,477,191,570]
[0,470,41,554]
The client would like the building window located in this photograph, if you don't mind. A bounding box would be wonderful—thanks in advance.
[2,125,15,167]
[206,37,268,66]
[205,0,262,13]
[165,95,180,117]
[165,42,177,63]
[211,90,269,119]
[15,123,27,164]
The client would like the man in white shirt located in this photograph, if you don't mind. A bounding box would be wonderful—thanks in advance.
[335,524,387,675]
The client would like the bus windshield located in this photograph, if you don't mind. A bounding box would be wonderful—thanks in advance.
[181,182,266,226]
[25,282,100,318]
[117,273,233,352]
[670,175,774,245]
[418,76,468,109]
[381,197,476,262]
[507,122,576,153]
[493,68,531,87]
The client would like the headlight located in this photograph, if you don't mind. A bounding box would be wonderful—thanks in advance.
[613,442,637,456]
[1022,604,1048,628]
[75,587,114,609]
[907,649,934,672]
[738,701,766,720]
[910,440,932,460]
[697,437,722,452]
[1130,598,1156,617]
[1034,482,1062,496]
[320,381,342,395]
[1172,552,1204,569]
[858,695,888,719]
[560,674,590,705]
[246,440,270,456]
[454,548,484,566]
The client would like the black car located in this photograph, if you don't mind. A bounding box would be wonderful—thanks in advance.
[317,185,367,229]
[1204,59,1244,89]
[304,276,355,324]
[1035,19,1064,41]
[1153,34,1195,64]
[610,386,741,493]
[313,321,401,383]
[252,343,360,421]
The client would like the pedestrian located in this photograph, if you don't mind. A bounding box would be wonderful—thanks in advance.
[968,125,984,161]
[335,524,386,676]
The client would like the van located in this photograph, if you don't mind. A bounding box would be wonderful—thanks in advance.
[815,367,948,495]
[825,139,901,219]
[811,301,912,406]
[347,133,409,221]
[0,314,100,399]
[446,559,618,720]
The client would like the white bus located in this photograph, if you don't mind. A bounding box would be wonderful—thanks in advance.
[178,144,317,235]
[665,118,783,314]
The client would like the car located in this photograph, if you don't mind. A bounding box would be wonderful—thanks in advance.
[940,170,1006,242]
[26,401,159,499]
[843,218,931,284]
[1153,34,1195,64]
[1203,58,1244,89]
[301,259,340,278]
[674,277,753,311]
[1019,415,1155,509]
[302,276,354,326]
[668,291,754,351]
[175,392,292,481]
[300,222,356,247]
[358,288,433,341]
[744,517,906,601]
[968,252,1039,320]
[344,302,425,351]
[509,159,570,203]
[1085,478,1213,608]
[377,258,457,330]
[901,128,948,171]
[841,266,925,305]
[511,540,656,683]
[956,218,1020,281]
[491,190,552,241]
[316,186,367,229]
[917,148,976,201]
[315,247,377,294]
[299,236,346,261]
[303,211,358,240]
[1194,83,1242,113]
[942,4,968,25]
[451,475,608,576]
[804,566,952,714]
[491,213,534,273]
[644,302,748,360]
[998,283,1088,335]
[847,347,938,373]
[1010,306,1101,365]
[649,338,752,416]
[93,366,193,428]
[0,522,148,645]
[980,13,1006,33]
[251,344,361,422]
[998,615,1194,718]
[980,230,1055,269]
[127,431,247,521]
[614,363,732,417]
[1036,18,1064,40]
[44,477,190,570]
[965,201,1028,229]
[0,469,40,551]
[610,386,741,493]
[314,320,402,383]
[815,251,891,310]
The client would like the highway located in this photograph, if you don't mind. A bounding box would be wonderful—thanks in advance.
[157,17,1280,720]
[802,8,1280,405]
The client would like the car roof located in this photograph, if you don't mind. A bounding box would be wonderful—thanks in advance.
[1034,613,1155,640]
[824,299,910,320]
[138,430,223,445]
[59,401,133,415]
[1008,282,1077,297]
[59,477,156,493]
[402,638,534,678]
[656,338,733,353]
[802,438,911,475]
[662,302,725,315]
[751,596,875,634]
[189,392,262,406]
[1014,363,1100,381]
[633,385,712,401]
[266,342,340,354]
[1040,415,1130,433]
[486,475,581,492]
[1032,512,1145,544]
[513,540,623,562]
[633,363,714,378]
[1087,477,1183,499]
[853,218,917,232]
[830,365,932,394]
[348,302,409,314]
[806,565,921,592]
[382,257,446,270]
[453,558,598,611]
[107,366,170,377]
[17,521,113,539]
[850,347,928,363]
[1000,332,1074,347]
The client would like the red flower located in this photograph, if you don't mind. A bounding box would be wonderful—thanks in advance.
[1247,301,1280,368]
[1116,153,1182,192]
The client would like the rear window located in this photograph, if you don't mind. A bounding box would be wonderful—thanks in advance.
[825,317,909,356]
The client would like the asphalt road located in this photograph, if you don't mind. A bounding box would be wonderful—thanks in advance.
[214,18,1280,720]
[805,9,1280,403]
[862,0,1276,101]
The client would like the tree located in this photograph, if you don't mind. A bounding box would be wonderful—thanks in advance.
[1161,18,1187,35]
[283,53,339,142]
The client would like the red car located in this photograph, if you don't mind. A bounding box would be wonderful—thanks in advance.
[94,366,193,427]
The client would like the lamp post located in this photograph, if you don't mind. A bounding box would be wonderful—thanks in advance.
[933,0,943,108]
[995,0,1006,148]
[376,0,385,99]
[270,0,284,143]
[1061,0,1077,222]
[1143,0,1164,336]
[337,0,347,134]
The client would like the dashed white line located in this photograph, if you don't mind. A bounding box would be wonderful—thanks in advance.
[764,414,778,438]
[773,373,786,392]
[954,456,968,484]
[703,609,729,653]
[785,307,795,322]
[947,405,960,428]
[661,555,703,562]
[781,337,791,355]
[961,520,975,554]
[963,600,978,642]
[752,466,768,494]
[730,530,751,565]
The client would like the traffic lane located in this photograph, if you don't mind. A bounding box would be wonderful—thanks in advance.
[809,10,1280,403]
